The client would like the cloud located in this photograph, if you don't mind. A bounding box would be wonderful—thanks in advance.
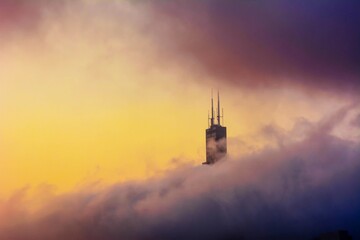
[351,113,360,128]
[1,1,359,239]
[2,0,359,96]
[0,0,60,35]
[1,106,360,240]
[146,0,360,95]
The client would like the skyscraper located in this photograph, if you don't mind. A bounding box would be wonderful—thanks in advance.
[203,91,227,165]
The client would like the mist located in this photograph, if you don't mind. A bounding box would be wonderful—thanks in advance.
[1,105,359,240]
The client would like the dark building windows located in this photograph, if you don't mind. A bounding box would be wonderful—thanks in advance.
[203,91,227,165]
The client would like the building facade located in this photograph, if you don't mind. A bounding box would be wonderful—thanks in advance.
[203,91,227,165]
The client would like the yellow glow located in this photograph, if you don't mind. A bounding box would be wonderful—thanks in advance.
[0,3,346,198]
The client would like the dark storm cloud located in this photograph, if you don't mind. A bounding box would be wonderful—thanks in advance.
[1,106,360,240]
[147,0,360,94]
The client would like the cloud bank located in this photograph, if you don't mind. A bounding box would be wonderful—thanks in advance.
[147,0,360,94]
[3,0,359,95]
[0,0,63,36]
[1,1,359,239]
[1,107,359,240]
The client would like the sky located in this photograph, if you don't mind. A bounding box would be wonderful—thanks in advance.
[0,0,360,239]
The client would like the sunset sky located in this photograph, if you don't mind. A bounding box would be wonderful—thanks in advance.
[1,1,360,239]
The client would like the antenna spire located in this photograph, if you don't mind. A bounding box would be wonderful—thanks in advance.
[211,90,214,126]
[217,90,221,125]
[208,110,210,127]
[222,108,224,125]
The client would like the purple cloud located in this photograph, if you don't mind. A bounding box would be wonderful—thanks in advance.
[1,106,359,240]
[147,0,360,95]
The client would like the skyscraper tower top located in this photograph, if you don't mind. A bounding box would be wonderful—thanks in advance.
[203,91,227,165]
[217,91,221,126]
